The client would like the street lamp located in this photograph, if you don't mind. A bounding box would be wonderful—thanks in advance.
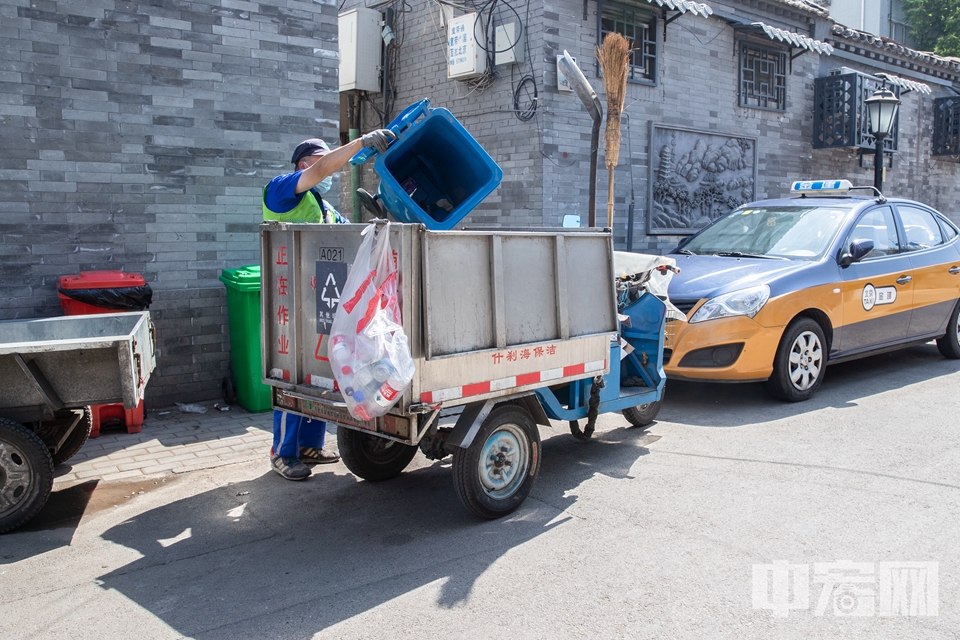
[864,87,901,193]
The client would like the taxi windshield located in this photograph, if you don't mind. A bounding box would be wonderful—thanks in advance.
[680,204,853,260]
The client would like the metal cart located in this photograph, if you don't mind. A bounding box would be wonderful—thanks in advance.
[0,311,155,533]
[262,223,668,518]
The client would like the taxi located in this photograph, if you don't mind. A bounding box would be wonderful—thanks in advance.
[665,180,960,401]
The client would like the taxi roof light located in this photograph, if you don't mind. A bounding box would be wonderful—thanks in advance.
[790,180,853,196]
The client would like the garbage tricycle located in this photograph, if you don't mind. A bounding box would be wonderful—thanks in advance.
[0,311,155,532]
[261,223,675,518]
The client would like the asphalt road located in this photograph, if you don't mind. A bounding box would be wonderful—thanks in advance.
[2,342,959,639]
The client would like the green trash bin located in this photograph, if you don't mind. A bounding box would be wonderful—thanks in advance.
[219,265,273,413]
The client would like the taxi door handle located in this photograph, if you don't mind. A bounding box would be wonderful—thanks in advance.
[950,266,960,275]
[896,276,912,285]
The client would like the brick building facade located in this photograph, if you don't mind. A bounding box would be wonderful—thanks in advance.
[339,0,960,255]
[0,0,340,407]
[2,0,958,408]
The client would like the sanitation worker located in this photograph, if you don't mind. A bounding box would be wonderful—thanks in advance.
[263,130,395,480]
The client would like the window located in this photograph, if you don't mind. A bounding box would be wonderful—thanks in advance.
[933,97,960,157]
[813,72,900,151]
[599,1,657,85]
[846,207,900,259]
[739,42,787,111]
[898,206,943,251]
[682,205,852,260]
[938,216,958,242]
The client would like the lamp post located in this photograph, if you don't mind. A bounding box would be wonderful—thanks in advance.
[864,87,901,193]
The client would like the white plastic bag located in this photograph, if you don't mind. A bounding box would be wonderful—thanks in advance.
[329,223,415,421]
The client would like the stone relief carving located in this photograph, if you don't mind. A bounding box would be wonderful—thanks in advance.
[647,124,757,235]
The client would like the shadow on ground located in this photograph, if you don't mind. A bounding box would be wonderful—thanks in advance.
[1,477,185,563]
[94,423,656,638]
[0,482,98,563]
[659,343,960,427]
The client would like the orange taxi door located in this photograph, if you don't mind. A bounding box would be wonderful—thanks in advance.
[837,206,914,353]
[896,205,960,338]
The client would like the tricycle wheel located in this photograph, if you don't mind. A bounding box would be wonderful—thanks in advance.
[337,428,417,481]
[452,404,541,519]
[52,407,93,466]
[0,417,55,534]
[622,395,664,428]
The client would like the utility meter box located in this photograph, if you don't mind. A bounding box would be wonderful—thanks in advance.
[448,12,487,79]
[339,8,382,92]
[495,21,524,66]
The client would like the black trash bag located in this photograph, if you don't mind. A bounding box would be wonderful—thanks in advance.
[57,285,153,311]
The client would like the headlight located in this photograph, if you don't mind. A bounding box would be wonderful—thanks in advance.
[689,285,770,324]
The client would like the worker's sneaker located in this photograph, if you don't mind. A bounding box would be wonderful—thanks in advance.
[300,447,341,465]
[271,455,311,481]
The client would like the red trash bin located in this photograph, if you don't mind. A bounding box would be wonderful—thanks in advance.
[58,271,151,437]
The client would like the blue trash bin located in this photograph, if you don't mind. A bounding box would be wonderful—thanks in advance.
[351,100,503,230]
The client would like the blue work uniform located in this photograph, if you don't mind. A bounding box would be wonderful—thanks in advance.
[263,170,347,458]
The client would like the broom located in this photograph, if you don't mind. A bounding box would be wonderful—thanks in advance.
[596,32,630,229]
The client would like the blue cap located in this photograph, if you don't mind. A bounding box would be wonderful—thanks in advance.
[291,138,331,164]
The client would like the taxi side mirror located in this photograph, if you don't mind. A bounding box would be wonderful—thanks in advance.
[838,238,875,267]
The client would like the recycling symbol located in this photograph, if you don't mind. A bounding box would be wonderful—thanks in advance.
[321,273,341,309]
[316,260,348,336]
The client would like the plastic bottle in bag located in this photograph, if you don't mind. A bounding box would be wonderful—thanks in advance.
[348,364,378,410]
[353,365,376,389]
[374,376,404,408]
[329,335,354,374]
[371,359,396,383]
[353,404,373,421]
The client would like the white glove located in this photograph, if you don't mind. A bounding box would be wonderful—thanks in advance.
[361,129,397,153]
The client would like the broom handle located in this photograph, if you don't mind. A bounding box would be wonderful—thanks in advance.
[607,171,615,228]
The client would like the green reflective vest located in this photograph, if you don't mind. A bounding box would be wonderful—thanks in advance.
[262,187,339,223]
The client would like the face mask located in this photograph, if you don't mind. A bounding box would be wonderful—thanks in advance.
[316,176,333,194]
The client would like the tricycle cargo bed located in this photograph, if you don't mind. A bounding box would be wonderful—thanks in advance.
[0,312,155,423]
[261,223,618,445]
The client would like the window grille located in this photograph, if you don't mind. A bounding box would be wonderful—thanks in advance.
[598,1,658,85]
[812,71,900,151]
[933,97,960,157]
[739,42,786,111]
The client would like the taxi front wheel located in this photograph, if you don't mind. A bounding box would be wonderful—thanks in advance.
[766,317,826,402]
[936,299,960,359]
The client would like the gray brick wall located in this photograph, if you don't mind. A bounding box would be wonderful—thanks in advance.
[340,0,545,226]
[0,0,341,408]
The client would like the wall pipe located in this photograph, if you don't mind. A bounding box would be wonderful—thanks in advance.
[348,91,362,222]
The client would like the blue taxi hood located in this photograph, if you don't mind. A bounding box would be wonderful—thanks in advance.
[667,254,817,301]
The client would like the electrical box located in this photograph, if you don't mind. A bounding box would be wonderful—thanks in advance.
[557,55,576,92]
[339,8,382,92]
[495,21,524,66]
[448,12,487,79]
